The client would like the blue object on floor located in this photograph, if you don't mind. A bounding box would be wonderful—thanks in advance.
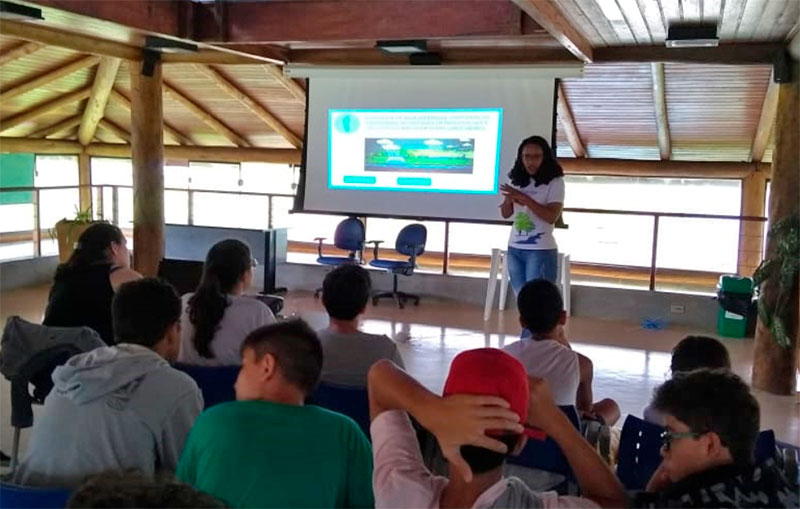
[0,482,71,508]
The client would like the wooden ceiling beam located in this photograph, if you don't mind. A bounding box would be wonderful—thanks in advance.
[0,86,91,133]
[78,57,121,146]
[651,63,671,160]
[560,158,769,179]
[556,82,585,158]
[509,0,593,62]
[750,73,779,163]
[108,88,192,146]
[594,43,782,64]
[98,118,130,143]
[163,82,251,147]
[0,55,100,103]
[27,115,83,139]
[195,64,302,148]
[88,143,302,164]
[264,65,306,104]
[288,47,576,66]
[0,41,44,67]
[0,20,140,60]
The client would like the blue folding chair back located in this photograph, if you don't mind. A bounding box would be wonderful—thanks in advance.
[507,406,580,478]
[0,482,71,509]
[306,382,371,439]
[616,415,665,491]
[172,363,239,409]
[754,429,776,464]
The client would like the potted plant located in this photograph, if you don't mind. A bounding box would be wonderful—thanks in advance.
[52,207,97,262]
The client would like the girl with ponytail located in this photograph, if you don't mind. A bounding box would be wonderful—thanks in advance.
[44,222,141,344]
[179,239,275,365]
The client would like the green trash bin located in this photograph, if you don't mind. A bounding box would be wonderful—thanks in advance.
[716,275,753,338]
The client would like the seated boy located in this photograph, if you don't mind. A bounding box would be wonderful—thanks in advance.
[504,279,620,425]
[643,335,730,425]
[15,278,202,487]
[634,369,798,508]
[368,349,626,508]
[318,264,404,386]
[177,320,374,508]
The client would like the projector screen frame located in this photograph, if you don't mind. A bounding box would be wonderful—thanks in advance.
[292,75,563,228]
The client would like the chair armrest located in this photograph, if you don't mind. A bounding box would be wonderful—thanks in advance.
[314,237,326,258]
[366,240,384,260]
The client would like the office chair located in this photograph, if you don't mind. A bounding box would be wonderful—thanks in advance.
[314,217,365,298]
[368,224,427,309]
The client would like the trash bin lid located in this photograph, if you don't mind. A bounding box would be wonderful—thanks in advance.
[718,275,753,294]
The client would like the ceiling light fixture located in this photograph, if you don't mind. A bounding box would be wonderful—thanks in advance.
[376,40,427,54]
[665,24,719,48]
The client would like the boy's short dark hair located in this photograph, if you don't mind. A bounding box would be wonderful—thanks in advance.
[653,369,759,465]
[67,472,224,508]
[517,279,563,334]
[241,319,323,395]
[322,264,371,320]
[671,335,731,373]
[461,434,520,474]
[112,278,181,348]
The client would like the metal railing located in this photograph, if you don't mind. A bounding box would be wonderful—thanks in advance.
[0,184,767,291]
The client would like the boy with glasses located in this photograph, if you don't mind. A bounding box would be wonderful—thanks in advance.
[633,369,798,508]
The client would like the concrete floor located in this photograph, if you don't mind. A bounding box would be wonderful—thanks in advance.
[0,285,798,463]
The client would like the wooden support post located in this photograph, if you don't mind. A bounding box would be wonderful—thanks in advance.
[750,74,778,162]
[651,63,672,160]
[736,171,767,276]
[556,82,585,157]
[129,61,165,276]
[78,150,92,214]
[78,57,121,146]
[752,74,799,395]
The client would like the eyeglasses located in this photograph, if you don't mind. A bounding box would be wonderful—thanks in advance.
[660,430,703,451]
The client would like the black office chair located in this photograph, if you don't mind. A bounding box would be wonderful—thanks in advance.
[368,223,427,309]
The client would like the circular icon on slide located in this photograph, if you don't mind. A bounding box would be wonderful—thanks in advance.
[334,114,360,134]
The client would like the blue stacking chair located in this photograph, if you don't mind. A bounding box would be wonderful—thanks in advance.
[368,223,427,308]
[616,415,665,491]
[314,217,366,298]
[0,482,71,508]
[506,405,581,493]
[172,363,239,409]
[306,382,371,439]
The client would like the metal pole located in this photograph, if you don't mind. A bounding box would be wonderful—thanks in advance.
[32,189,41,257]
[187,190,194,226]
[649,215,660,291]
[112,186,119,225]
[443,221,450,275]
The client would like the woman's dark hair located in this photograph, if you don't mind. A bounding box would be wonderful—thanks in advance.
[188,239,253,359]
[54,222,125,281]
[508,135,563,188]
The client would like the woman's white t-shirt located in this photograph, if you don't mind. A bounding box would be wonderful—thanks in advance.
[179,293,276,366]
[507,176,565,251]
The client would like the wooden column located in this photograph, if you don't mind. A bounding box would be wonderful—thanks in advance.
[78,150,92,214]
[736,171,767,276]
[129,60,165,276]
[752,72,799,395]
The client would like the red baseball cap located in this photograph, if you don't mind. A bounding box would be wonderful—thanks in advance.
[443,348,546,440]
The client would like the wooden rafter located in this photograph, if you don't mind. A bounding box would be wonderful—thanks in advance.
[651,63,671,161]
[0,41,43,67]
[0,20,139,60]
[164,81,251,147]
[28,115,82,138]
[509,0,593,62]
[78,57,121,146]
[109,88,192,146]
[556,82,585,158]
[195,64,302,148]
[0,55,100,102]
[750,72,778,163]
[0,86,91,133]
[264,65,306,103]
[98,118,130,143]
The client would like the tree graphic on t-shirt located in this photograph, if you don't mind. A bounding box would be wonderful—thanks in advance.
[514,212,535,236]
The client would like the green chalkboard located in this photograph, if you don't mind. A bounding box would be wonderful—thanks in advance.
[0,153,35,205]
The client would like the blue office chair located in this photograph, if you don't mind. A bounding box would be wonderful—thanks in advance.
[306,382,371,439]
[368,224,427,308]
[616,415,665,491]
[172,363,239,409]
[314,217,366,298]
[507,405,580,475]
[0,482,71,508]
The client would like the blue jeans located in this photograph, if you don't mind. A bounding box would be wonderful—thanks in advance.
[507,247,558,295]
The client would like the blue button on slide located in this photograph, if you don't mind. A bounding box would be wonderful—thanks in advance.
[397,177,432,186]
[343,176,376,184]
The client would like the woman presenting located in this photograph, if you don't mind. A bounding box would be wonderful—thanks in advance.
[500,135,565,294]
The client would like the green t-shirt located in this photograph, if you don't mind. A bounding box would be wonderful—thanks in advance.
[177,400,374,508]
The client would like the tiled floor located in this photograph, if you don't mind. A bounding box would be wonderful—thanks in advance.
[1,285,798,461]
